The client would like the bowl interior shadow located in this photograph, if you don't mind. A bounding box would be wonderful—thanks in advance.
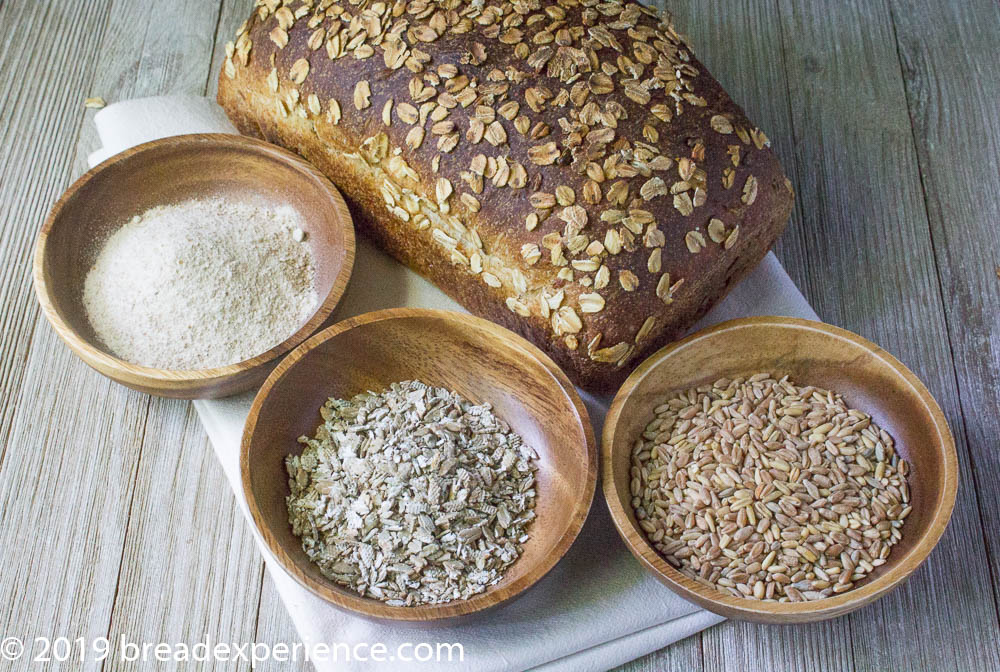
[606,319,955,620]
[244,312,595,619]
[41,136,351,363]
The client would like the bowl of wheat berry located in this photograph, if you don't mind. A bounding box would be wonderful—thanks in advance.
[602,317,958,623]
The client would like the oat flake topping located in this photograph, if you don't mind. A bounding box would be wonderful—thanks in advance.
[224,0,773,370]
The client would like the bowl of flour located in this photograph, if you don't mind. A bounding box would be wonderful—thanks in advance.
[33,134,355,398]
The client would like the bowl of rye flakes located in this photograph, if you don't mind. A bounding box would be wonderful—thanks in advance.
[33,133,355,399]
[602,317,958,623]
[241,308,597,623]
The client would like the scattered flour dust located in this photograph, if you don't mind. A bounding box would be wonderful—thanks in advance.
[83,197,319,370]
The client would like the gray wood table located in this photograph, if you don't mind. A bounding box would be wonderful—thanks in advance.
[1,0,998,670]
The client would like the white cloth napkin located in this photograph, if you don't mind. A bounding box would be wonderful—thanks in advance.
[90,95,818,672]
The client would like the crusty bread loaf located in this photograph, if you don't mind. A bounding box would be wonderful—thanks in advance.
[218,0,793,392]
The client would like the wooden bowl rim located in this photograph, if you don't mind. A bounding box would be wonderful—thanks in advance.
[31,132,356,389]
[602,316,958,621]
[241,307,598,621]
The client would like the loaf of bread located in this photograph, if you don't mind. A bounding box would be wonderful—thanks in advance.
[218,0,793,392]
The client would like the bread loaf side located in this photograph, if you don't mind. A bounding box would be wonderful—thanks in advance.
[218,0,794,392]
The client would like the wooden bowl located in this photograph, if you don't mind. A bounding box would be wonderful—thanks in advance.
[602,317,958,623]
[242,308,597,622]
[32,133,355,399]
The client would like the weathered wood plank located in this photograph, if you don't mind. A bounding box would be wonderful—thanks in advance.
[771,1,999,671]
[2,3,999,672]
[704,620,853,672]
[0,3,147,671]
[0,0,110,468]
[889,0,1000,631]
[0,346,149,672]
[252,573,313,672]
[104,402,261,672]
[617,633,704,672]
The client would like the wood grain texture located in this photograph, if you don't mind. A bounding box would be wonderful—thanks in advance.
[0,0,110,469]
[103,401,262,672]
[0,3,141,670]
[252,572,312,672]
[888,0,1000,625]
[704,619,854,672]
[0,342,149,672]
[618,634,703,672]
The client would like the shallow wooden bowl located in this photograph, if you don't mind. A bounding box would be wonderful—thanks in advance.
[603,317,958,623]
[32,133,355,398]
[242,308,597,622]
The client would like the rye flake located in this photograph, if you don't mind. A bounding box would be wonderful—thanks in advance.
[286,380,539,606]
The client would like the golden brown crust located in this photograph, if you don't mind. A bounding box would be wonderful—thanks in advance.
[218,0,793,392]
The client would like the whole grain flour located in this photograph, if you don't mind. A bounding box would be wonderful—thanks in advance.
[83,197,318,369]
